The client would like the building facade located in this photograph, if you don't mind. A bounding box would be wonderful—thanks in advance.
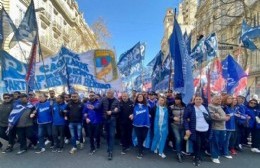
[193,0,260,96]
[0,0,99,61]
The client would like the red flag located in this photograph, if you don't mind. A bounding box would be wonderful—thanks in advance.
[234,69,249,96]
[25,36,38,92]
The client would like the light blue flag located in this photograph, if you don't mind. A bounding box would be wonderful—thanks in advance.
[169,17,194,105]
[240,20,260,51]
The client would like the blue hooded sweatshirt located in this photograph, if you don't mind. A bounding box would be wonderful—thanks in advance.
[52,102,67,126]
[133,104,150,128]
[36,100,52,124]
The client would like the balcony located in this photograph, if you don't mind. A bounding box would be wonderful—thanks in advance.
[62,30,70,43]
[52,21,62,36]
[39,10,51,26]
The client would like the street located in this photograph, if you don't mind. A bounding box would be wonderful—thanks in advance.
[0,140,260,168]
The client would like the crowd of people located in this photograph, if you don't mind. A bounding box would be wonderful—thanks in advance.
[0,89,259,166]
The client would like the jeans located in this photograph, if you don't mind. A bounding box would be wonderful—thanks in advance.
[69,122,82,148]
[120,123,133,149]
[105,118,116,153]
[16,126,37,150]
[52,125,65,149]
[134,126,148,154]
[223,131,234,155]
[38,123,52,149]
[171,124,184,154]
[210,130,226,159]
[0,126,16,147]
[88,123,101,150]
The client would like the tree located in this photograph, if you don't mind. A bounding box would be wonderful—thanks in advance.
[91,17,111,49]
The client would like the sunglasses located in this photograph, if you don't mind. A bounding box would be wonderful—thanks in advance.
[3,97,10,100]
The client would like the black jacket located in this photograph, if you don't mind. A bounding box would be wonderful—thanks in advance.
[97,97,119,120]
[119,99,134,124]
[0,101,13,127]
[66,101,84,123]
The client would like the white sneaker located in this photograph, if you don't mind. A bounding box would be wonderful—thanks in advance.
[238,144,243,150]
[159,153,166,159]
[154,149,158,154]
[251,148,260,153]
[224,155,232,159]
[64,139,69,144]
[35,148,46,154]
[212,158,220,164]
[76,141,80,145]
[44,140,51,146]
[69,147,77,154]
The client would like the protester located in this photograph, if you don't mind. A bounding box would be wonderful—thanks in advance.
[246,99,260,153]
[28,91,39,106]
[208,95,231,164]
[130,93,150,159]
[83,91,103,155]
[52,95,67,153]
[31,93,53,154]
[0,93,15,152]
[169,93,186,162]
[184,95,210,166]
[11,94,37,155]
[88,89,119,160]
[65,92,84,154]
[118,92,134,155]
[222,95,237,157]
[151,95,169,159]
[148,91,157,109]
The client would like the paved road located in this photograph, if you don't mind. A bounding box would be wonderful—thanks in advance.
[0,140,260,168]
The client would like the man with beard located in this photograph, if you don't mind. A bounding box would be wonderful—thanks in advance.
[83,91,103,155]
[65,92,84,154]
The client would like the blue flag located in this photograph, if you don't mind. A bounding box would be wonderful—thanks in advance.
[190,38,206,63]
[151,51,163,90]
[169,17,194,105]
[205,32,218,60]
[9,0,38,48]
[183,31,192,54]
[240,20,260,51]
[222,55,248,94]
[0,7,17,49]
[117,42,145,76]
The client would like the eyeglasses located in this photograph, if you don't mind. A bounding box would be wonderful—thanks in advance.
[3,97,10,100]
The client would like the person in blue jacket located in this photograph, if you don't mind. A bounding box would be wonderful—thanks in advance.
[129,93,150,159]
[30,93,53,154]
[246,99,260,153]
[52,95,67,152]
[83,91,103,155]
[222,95,236,158]
[151,95,169,159]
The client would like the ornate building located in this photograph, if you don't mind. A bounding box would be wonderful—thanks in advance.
[193,0,260,96]
[0,0,99,61]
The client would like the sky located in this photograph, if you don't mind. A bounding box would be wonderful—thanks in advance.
[77,0,180,65]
